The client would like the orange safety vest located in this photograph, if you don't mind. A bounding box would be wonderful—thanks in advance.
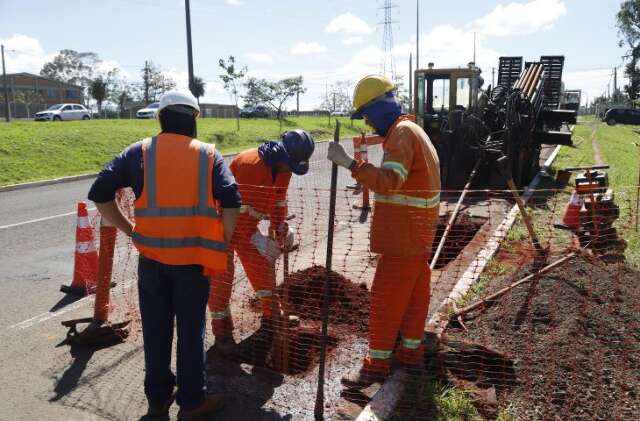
[132,133,227,273]
[371,116,441,256]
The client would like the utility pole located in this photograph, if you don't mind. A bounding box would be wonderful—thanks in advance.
[185,0,195,94]
[1,45,9,122]
[614,66,618,99]
[409,53,413,114]
[296,88,300,113]
[416,0,419,71]
[492,67,495,88]
[473,32,476,64]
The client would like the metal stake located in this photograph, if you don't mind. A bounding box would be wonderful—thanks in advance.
[314,120,340,420]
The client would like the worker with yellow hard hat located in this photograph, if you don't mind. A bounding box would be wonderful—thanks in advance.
[327,75,441,388]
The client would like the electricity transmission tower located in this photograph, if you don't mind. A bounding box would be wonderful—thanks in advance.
[378,0,399,81]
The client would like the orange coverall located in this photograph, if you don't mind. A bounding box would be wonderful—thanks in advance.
[352,115,440,373]
[208,148,290,337]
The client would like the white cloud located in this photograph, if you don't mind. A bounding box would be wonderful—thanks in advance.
[290,42,328,55]
[343,37,364,46]
[338,26,499,83]
[245,52,274,64]
[0,34,54,75]
[472,0,567,37]
[325,13,373,35]
[225,0,243,6]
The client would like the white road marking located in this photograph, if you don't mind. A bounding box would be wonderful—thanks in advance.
[0,207,96,230]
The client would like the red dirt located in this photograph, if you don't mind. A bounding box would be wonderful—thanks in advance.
[445,255,640,420]
[279,265,370,334]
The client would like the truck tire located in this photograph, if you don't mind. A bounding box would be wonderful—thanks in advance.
[607,118,616,126]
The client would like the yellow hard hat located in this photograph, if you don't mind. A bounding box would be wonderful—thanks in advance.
[352,75,396,119]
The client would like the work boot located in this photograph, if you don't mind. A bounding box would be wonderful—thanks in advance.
[177,394,224,421]
[341,367,387,389]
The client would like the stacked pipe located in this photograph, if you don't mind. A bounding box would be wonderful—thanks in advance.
[513,63,544,101]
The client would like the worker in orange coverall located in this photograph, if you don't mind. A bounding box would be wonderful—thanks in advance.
[327,75,441,388]
[208,130,315,354]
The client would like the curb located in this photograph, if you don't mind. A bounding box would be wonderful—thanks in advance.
[0,173,98,193]
[0,137,350,194]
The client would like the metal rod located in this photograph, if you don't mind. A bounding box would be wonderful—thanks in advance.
[184,0,195,93]
[454,252,576,317]
[1,45,10,122]
[314,120,341,421]
[430,157,482,270]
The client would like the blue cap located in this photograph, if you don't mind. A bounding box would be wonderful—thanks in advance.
[281,130,315,175]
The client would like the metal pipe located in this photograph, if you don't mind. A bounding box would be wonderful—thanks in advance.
[526,65,543,99]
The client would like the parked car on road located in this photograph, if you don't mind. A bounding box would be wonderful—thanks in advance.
[330,110,350,117]
[603,108,640,126]
[136,102,160,119]
[239,105,271,118]
[34,104,91,121]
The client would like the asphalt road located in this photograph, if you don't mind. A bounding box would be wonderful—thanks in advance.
[0,139,380,421]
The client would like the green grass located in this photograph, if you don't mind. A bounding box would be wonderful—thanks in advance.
[456,258,509,308]
[390,377,482,421]
[0,116,368,186]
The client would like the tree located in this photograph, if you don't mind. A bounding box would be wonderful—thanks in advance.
[139,61,176,104]
[191,76,206,105]
[243,76,304,122]
[617,1,640,104]
[13,90,43,118]
[320,81,352,114]
[219,56,247,130]
[40,50,99,102]
[89,77,108,114]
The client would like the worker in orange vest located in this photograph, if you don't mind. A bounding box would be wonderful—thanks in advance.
[327,75,441,388]
[208,130,315,354]
[88,91,241,420]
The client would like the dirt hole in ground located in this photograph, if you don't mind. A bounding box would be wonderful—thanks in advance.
[268,326,339,375]
[431,213,487,269]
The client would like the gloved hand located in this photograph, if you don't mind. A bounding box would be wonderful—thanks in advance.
[327,142,355,169]
[273,222,295,250]
[250,231,281,262]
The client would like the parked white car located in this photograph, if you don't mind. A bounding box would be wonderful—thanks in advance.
[137,102,160,119]
[330,110,350,117]
[34,104,91,121]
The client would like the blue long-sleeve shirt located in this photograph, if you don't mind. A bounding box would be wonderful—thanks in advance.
[88,140,242,208]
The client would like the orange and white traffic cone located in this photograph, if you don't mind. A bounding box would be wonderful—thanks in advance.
[60,202,98,296]
[554,191,583,231]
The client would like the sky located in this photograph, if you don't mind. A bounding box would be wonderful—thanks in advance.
[0,0,629,109]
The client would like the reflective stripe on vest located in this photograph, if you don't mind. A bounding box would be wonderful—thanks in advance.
[401,337,422,350]
[132,232,226,252]
[135,136,220,219]
[374,192,440,209]
[369,349,393,360]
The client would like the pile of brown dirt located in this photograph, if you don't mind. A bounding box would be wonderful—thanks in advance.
[279,266,370,334]
[444,255,640,420]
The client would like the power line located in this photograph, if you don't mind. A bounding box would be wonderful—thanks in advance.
[378,0,398,81]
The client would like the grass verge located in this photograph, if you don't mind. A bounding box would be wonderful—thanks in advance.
[0,116,367,186]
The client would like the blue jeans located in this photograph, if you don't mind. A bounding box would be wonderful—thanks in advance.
[137,255,209,411]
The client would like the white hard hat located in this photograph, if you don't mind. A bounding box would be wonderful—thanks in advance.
[158,90,200,115]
